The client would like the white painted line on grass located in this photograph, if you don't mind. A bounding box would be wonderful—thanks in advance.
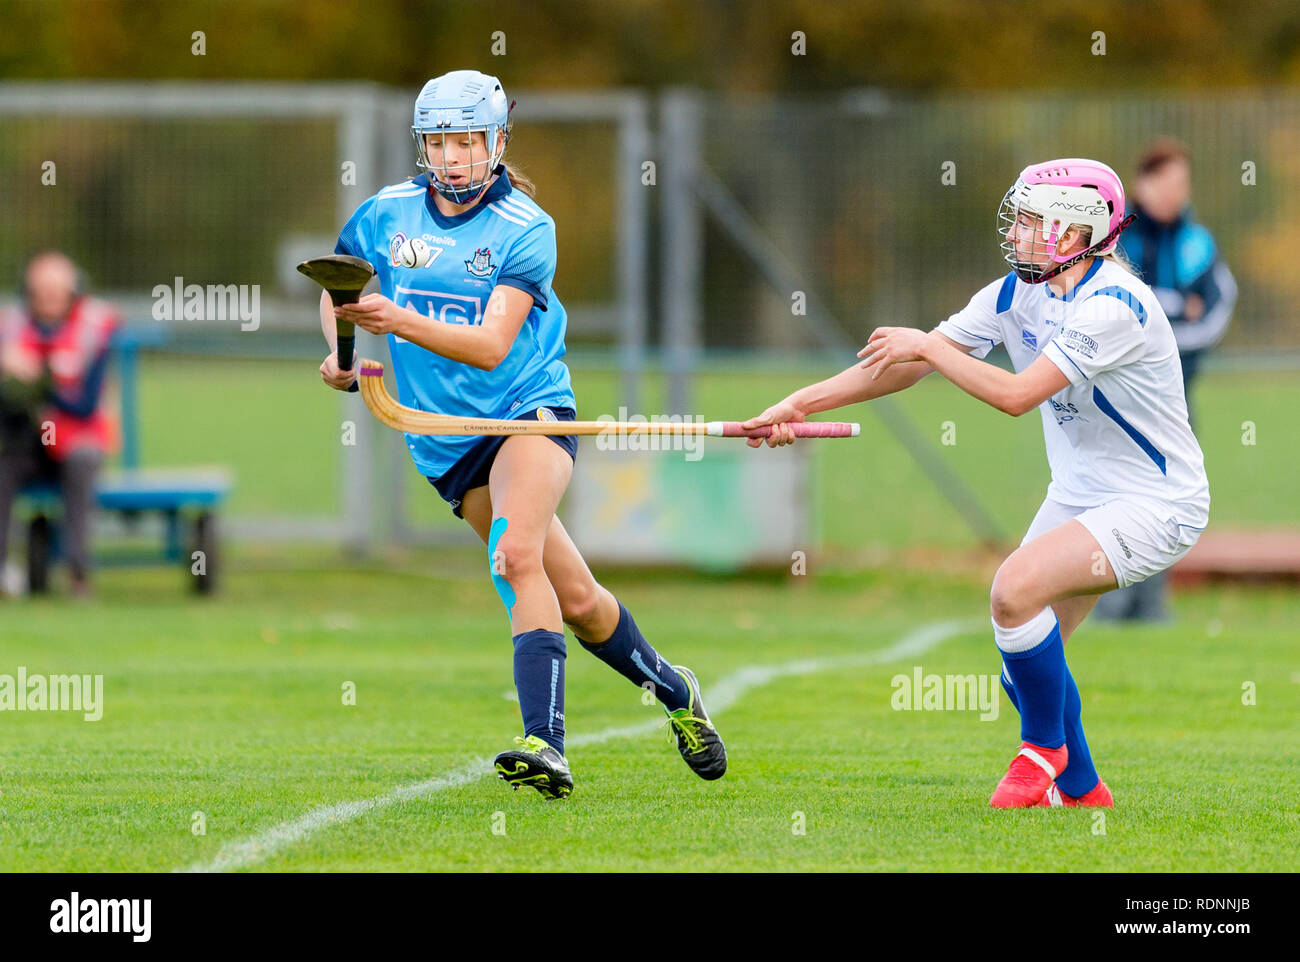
[180,618,977,872]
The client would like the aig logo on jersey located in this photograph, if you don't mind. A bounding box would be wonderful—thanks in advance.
[395,287,483,327]
[465,247,495,277]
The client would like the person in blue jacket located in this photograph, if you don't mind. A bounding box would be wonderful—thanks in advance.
[1095,138,1236,623]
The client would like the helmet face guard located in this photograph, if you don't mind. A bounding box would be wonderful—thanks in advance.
[411,124,508,204]
[997,159,1134,284]
[410,70,512,204]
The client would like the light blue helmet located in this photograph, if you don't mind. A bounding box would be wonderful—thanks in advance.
[411,70,513,203]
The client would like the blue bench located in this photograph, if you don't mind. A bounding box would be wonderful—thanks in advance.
[17,326,233,594]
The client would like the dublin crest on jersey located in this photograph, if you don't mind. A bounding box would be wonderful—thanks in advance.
[465,247,494,276]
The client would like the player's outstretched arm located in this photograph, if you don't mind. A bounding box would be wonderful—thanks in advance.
[862,327,1068,417]
[740,332,968,448]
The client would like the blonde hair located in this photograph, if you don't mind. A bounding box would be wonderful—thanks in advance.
[1098,247,1136,275]
[504,161,536,199]
[1071,225,1135,275]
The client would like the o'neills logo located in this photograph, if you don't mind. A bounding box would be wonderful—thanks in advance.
[50,893,151,942]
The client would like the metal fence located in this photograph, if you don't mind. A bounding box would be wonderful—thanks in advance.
[2,83,1296,550]
[0,83,651,549]
[667,89,1300,362]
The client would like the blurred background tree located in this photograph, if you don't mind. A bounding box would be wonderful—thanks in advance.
[2,0,1298,91]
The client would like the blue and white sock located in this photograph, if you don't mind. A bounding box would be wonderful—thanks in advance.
[512,629,566,755]
[577,600,690,712]
[994,606,1067,749]
[1001,663,1099,794]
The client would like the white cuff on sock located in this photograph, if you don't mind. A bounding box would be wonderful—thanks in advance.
[993,605,1059,655]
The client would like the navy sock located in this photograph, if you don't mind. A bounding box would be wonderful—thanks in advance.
[1056,669,1101,797]
[512,629,566,755]
[1003,661,1100,796]
[577,600,690,712]
[999,622,1067,749]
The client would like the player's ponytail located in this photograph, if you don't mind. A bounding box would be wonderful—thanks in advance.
[504,162,537,199]
[1099,245,1136,275]
[1075,225,1136,276]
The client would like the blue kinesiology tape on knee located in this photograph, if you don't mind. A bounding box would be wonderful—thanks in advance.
[488,517,516,617]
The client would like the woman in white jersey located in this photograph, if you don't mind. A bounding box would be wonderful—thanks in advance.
[319,70,726,800]
[743,158,1209,808]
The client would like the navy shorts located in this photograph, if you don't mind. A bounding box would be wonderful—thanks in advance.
[427,406,578,518]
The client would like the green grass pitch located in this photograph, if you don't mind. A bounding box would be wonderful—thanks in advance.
[2,357,1295,871]
[1,553,1295,872]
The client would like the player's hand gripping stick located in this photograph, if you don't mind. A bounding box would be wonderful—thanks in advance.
[297,254,377,377]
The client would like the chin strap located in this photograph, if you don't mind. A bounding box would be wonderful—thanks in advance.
[1034,213,1137,283]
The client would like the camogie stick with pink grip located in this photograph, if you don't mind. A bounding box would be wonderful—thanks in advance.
[709,421,858,438]
[355,361,860,439]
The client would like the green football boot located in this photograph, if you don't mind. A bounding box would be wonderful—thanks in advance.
[493,735,574,800]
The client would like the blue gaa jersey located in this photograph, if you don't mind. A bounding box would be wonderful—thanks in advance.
[335,166,575,479]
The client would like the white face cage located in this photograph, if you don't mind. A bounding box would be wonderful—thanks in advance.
[998,182,1068,284]
[411,124,508,204]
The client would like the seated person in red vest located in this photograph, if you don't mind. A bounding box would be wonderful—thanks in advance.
[0,252,119,597]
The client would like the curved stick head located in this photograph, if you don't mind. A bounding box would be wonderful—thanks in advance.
[297,254,376,306]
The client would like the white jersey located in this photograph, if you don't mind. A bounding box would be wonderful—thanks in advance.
[935,259,1210,529]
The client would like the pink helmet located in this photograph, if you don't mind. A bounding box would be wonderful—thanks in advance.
[998,158,1131,283]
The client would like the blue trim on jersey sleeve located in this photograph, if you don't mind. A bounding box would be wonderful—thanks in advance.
[945,322,997,350]
[496,274,548,310]
[1048,342,1089,381]
[1092,386,1167,475]
[996,272,1017,314]
[1086,286,1148,327]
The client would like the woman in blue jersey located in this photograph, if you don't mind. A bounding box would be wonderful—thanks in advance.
[318,70,725,799]
[743,159,1209,809]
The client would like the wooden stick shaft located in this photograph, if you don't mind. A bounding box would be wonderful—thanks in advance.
[356,360,859,438]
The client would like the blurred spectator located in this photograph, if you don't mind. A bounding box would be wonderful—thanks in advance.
[0,252,119,597]
[1094,138,1236,623]
[1121,138,1237,421]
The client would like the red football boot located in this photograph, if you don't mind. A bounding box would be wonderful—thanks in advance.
[990,742,1068,808]
[1038,780,1114,808]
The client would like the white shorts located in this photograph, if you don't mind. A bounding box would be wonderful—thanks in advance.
[1020,496,1204,589]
